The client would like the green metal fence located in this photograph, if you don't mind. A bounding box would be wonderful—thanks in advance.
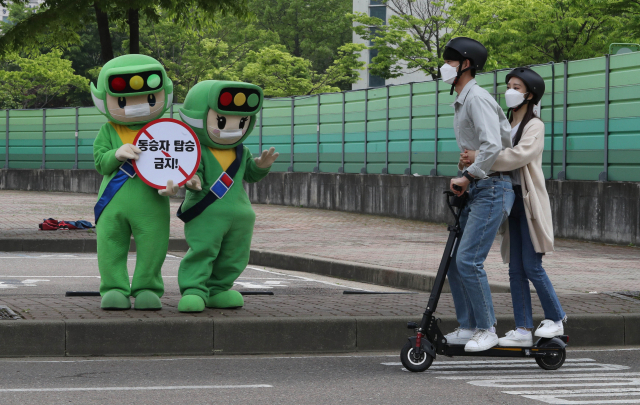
[2,51,640,181]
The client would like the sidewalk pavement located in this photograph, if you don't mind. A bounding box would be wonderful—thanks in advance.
[0,190,639,356]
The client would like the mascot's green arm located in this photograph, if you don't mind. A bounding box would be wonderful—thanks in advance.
[93,124,122,176]
[242,146,271,183]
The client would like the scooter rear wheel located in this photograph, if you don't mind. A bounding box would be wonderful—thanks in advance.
[535,343,566,370]
[401,341,434,372]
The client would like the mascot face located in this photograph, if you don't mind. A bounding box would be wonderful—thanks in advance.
[205,110,250,146]
[179,81,263,150]
[91,54,173,125]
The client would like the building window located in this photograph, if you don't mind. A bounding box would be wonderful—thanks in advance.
[368,0,386,87]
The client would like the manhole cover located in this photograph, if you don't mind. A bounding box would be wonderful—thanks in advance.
[0,305,21,320]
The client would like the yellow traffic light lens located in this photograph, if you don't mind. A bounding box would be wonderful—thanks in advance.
[234,92,246,106]
[130,75,144,90]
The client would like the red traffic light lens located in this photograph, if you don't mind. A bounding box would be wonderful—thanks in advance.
[111,77,126,92]
[219,92,232,107]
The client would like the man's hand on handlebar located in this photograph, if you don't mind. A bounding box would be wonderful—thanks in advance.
[450,176,470,197]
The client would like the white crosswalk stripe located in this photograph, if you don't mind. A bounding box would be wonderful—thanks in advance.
[381,357,640,403]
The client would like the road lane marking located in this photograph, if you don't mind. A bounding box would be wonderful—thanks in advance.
[504,388,640,395]
[438,372,640,380]
[518,392,640,404]
[0,384,273,393]
[468,377,640,388]
[246,266,369,291]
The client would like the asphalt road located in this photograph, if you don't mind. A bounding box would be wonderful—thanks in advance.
[0,251,409,296]
[0,348,638,404]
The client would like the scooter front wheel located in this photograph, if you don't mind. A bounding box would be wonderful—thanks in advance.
[401,341,434,372]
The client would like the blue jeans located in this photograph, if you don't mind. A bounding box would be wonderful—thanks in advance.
[448,177,515,330]
[509,186,565,328]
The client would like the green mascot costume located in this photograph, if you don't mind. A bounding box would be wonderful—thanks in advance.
[91,54,178,310]
[176,80,279,312]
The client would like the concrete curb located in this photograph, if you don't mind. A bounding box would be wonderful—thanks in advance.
[0,313,637,357]
[0,239,511,293]
[249,249,512,294]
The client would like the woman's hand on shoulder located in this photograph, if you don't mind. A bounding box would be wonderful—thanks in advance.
[460,150,476,165]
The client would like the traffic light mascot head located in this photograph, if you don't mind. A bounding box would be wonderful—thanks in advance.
[91,54,173,125]
[176,80,278,312]
[91,54,176,311]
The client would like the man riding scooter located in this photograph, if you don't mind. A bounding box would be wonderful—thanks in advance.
[442,37,515,352]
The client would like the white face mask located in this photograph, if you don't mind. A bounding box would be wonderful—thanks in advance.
[505,89,526,109]
[218,129,243,139]
[124,103,151,117]
[440,63,459,85]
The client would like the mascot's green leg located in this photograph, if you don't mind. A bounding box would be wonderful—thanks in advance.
[97,205,133,309]
[101,290,131,310]
[130,192,169,303]
[205,216,254,309]
[178,217,227,306]
[178,295,206,312]
[206,290,244,309]
[134,290,162,310]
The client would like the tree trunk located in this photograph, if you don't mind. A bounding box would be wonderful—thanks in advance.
[128,8,140,54]
[93,2,114,63]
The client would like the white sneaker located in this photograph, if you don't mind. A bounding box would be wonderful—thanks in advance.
[535,319,564,338]
[444,328,475,345]
[498,330,533,347]
[464,329,499,352]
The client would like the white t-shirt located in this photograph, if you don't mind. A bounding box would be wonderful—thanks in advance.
[510,123,521,186]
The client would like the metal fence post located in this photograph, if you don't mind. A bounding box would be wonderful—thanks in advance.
[599,54,610,182]
[73,107,79,169]
[493,70,498,101]
[405,83,413,175]
[382,85,389,174]
[4,110,8,169]
[549,61,555,180]
[170,103,173,119]
[361,89,368,174]
[41,108,46,169]
[313,95,320,172]
[288,97,294,172]
[339,92,345,173]
[430,80,439,176]
[557,61,568,180]
[258,107,263,153]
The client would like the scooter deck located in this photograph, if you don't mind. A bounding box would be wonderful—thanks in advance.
[443,339,567,358]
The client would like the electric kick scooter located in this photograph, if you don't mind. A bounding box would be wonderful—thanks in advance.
[400,189,568,372]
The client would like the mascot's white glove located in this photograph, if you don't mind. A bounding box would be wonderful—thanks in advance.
[254,147,279,169]
[115,144,142,162]
[158,179,179,197]
[185,174,202,191]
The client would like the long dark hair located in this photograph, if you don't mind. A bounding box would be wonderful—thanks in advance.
[509,98,536,147]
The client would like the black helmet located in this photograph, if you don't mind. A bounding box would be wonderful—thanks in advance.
[505,67,545,105]
[443,37,488,71]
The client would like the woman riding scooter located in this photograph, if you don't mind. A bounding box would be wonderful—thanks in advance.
[461,67,566,346]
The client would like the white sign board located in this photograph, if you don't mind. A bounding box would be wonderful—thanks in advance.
[132,118,201,190]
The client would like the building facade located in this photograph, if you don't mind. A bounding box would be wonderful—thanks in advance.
[1,1,45,24]
[352,0,431,89]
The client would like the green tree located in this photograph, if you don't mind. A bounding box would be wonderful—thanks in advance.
[351,0,454,80]
[0,0,250,63]
[137,10,278,102]
[249,0,353,73]
[450,0,628,68]
[0,50,90,108]
[241,43,365,97]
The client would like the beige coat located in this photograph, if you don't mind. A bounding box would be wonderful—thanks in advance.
[492,118,555,263]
